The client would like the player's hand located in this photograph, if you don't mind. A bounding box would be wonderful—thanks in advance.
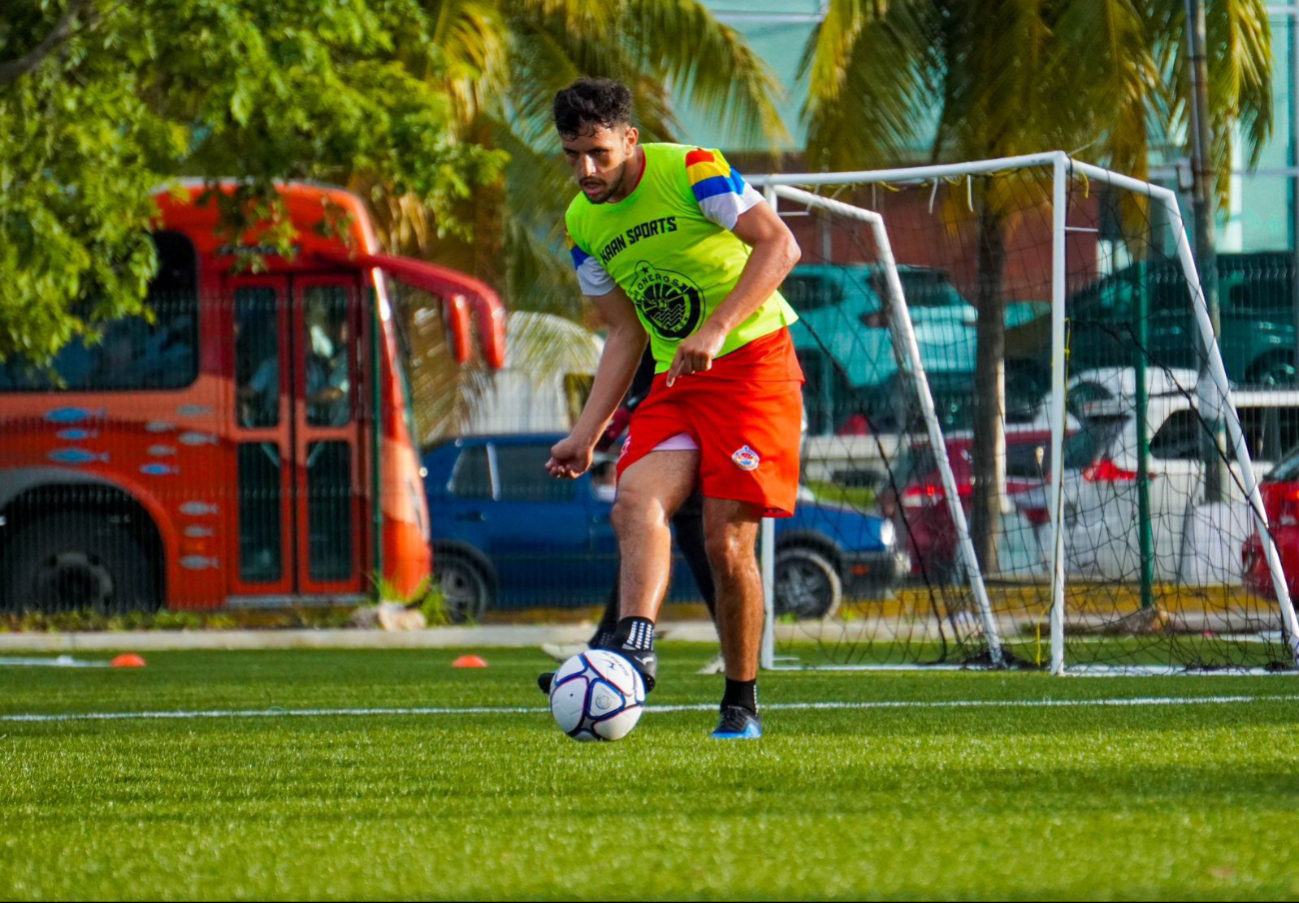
[666,322,727,387]
[546,433,594,480]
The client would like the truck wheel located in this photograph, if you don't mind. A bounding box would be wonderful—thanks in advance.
[435,555,491,623]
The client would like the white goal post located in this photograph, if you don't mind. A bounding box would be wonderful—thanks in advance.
[753,151,1299,675]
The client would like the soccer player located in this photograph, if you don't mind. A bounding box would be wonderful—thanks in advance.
[542,77,803,739]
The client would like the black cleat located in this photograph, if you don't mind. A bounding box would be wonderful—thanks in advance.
[711,705,762,739]
[618,647,657,693]
[537,671,555,694]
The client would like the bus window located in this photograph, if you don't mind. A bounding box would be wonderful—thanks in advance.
[303,285,352,426]
[0,231,199,392]
[307,441,353,581]
[237,443,284,582]
[235,287,280,428]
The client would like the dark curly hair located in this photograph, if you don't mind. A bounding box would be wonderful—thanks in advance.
[552,78,634,139]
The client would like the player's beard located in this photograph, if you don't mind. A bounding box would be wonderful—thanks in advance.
[583,160,628,204]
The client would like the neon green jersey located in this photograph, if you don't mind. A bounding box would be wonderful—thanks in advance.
[565,143,798,373]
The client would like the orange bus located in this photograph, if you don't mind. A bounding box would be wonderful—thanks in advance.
[0,182,505,613]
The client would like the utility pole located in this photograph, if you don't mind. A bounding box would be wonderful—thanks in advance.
[1186,0,1225,502]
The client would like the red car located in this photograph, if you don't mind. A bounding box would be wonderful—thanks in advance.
[1243,446,1299,600]
[884,430,1057,579]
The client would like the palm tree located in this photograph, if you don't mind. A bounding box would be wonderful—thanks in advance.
[355,0,788,443]
[800,0,1273,572]
[361,1,786,306]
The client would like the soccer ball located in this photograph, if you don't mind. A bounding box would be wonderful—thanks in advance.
[549,650,646,742]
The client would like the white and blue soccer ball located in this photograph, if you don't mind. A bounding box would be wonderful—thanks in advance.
[549,650,646,742]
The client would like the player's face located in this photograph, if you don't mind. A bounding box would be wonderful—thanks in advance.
[561,124,639,203]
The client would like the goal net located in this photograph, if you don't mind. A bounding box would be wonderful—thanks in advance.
[756,153,1299,674]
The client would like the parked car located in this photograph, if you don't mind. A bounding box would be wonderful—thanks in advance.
[883,426,1095,579]
[786,264,1050,435]
[1063,369,1299,584]
[1242,445,1299,601]
[784,263,1046,333]
[1068,252,1298,387]
[422,434,908,621]
[833,369,1054,438]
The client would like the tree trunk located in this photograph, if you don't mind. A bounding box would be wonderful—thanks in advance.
[971,208,1007,575]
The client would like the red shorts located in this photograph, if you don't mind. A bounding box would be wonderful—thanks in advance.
[616,329,805,517]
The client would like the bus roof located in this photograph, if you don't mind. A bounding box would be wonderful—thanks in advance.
[153,180,380,262]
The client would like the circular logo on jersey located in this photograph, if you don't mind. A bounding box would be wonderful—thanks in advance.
[628,261,703,340]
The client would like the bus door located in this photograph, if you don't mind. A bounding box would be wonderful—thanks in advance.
[228,274,366,602]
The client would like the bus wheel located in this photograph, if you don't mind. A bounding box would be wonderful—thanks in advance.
[435,556,490,624]
[3,515,160,615]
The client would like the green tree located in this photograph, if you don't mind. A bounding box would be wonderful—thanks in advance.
[801,0,1273,572]
[361,0,788,319]
[0,0,503,364]
[360,0,789,444]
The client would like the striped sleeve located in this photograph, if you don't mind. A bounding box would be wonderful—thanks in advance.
[567,232,616,296]
[685,147,763,230]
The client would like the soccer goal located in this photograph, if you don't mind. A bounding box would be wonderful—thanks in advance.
[755,152,1299,674]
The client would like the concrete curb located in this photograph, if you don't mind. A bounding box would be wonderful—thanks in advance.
[0,622,722,652]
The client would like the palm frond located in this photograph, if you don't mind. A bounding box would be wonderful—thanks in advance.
[801,0,938,170]
[1049,0,1157,178]
[624,0,789,150]
[1206,0,1273,178]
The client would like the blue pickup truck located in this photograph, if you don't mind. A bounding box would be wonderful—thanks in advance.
[423,434,907,622]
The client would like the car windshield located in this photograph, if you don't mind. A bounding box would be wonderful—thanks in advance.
[781,271,855,312]
[895,269,967,309]
[1266,443,1299,481]
[1063,418,1124,469]
[897,422,1116,486]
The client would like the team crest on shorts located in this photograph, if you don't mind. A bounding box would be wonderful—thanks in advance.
[621,435,632,456]
[732,445,760,471]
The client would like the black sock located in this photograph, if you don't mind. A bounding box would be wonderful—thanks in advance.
[591,588,621,648]
[722,679,758,714]
[614,616,655,652]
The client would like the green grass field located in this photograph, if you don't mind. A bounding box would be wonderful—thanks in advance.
[3,646,1298,901]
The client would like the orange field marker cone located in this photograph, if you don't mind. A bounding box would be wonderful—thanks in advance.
[109,653,146,668]
[451,654,488,668]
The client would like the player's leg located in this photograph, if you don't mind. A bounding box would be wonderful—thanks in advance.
[703,497,765,738]
[672,489,716,616]
[686,357,803,736]
[670,490,724,673]
[537,450,696,694]
[545,489,717,667]
[591,582,621,648]
[605,449,699,690]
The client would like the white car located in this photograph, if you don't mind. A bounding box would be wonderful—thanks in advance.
[1061,368,1299,585]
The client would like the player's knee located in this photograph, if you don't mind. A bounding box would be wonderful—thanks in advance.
[611,489,665,536]
[705,529,757,581]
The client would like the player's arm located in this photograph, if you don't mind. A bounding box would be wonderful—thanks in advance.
[546,286,648,479]
[667,199,800,386]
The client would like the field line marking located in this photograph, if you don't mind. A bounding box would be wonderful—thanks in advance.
[2,693,1296,723]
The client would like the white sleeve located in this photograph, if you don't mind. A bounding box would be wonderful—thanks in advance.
[575,255,617,296]
[699,182,763,231]
[686,148,763,231]
[568,237,617,296]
